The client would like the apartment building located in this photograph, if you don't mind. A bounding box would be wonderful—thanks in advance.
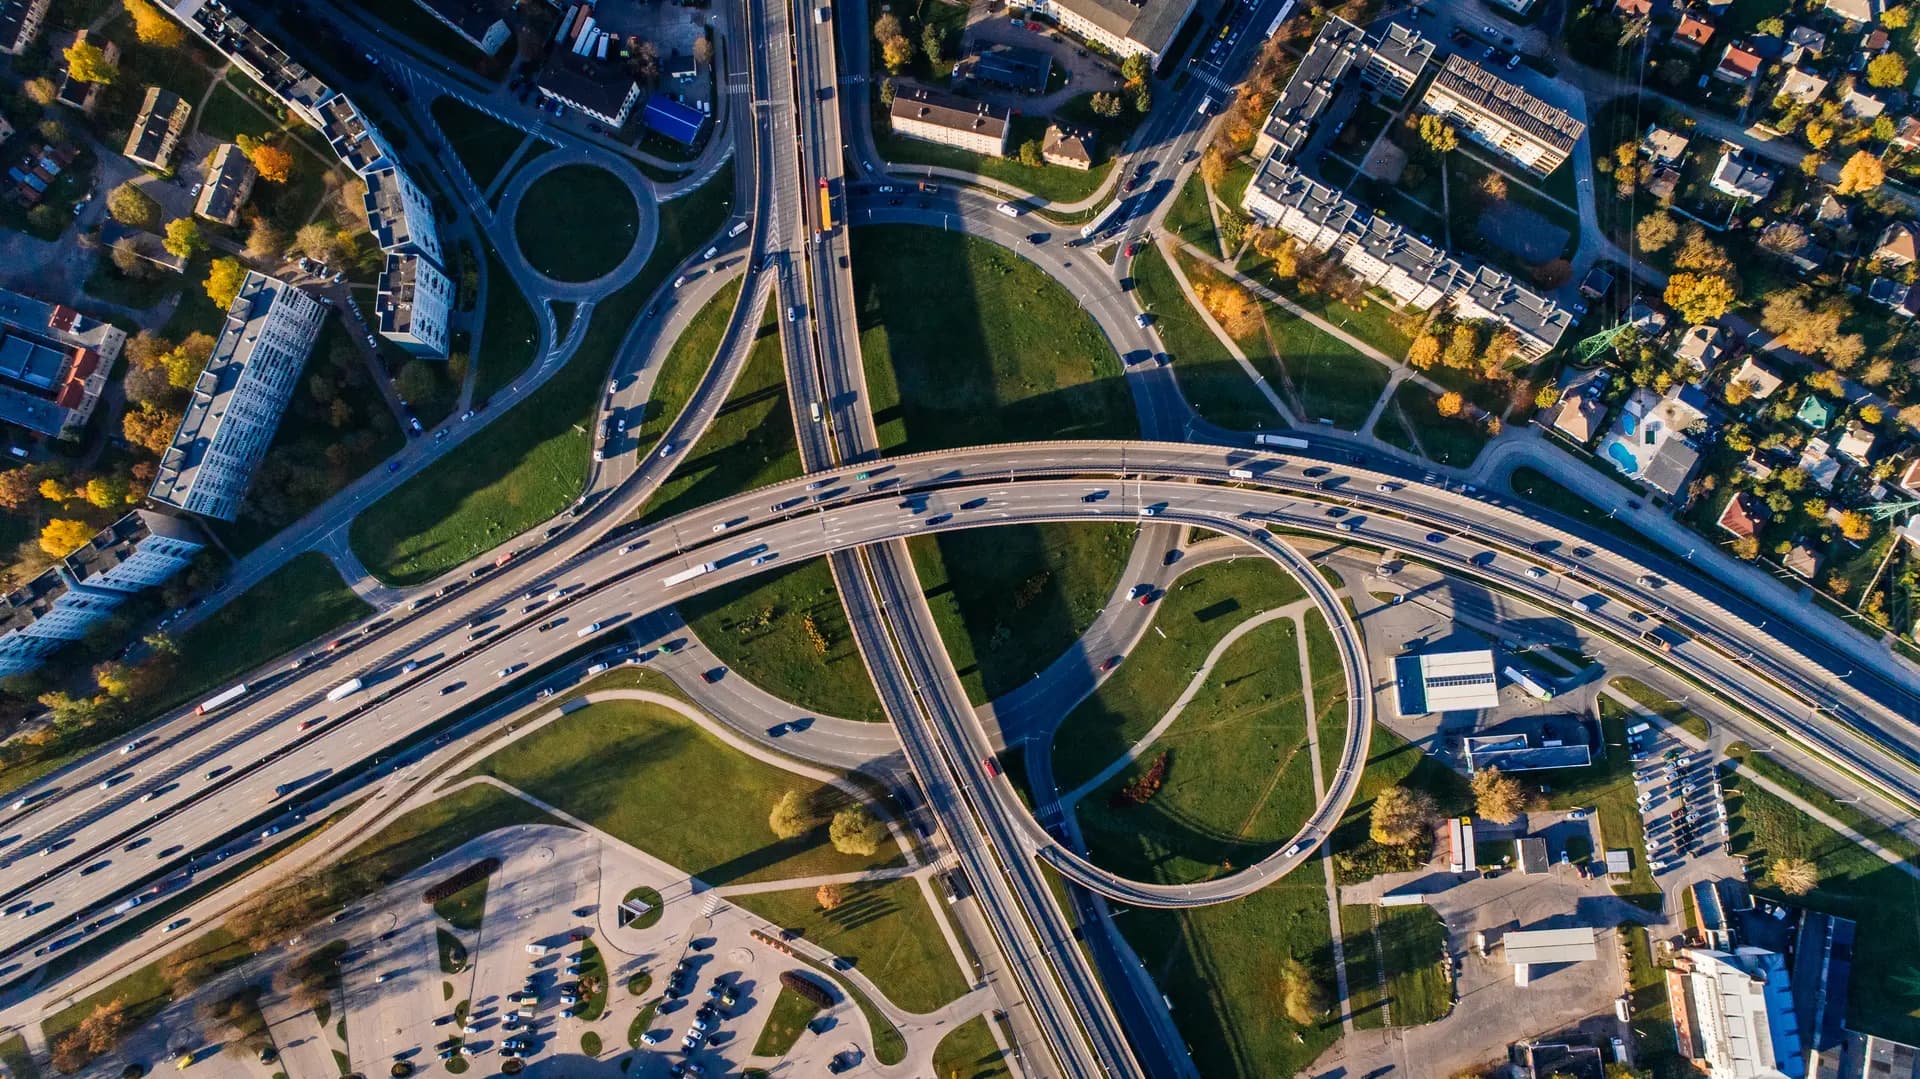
[55,30,117,114]
[1418,54,1585,176]
[1024,0,1198,62]
[319,94,396,175]
[175,1,331,127]
[124,87,193,171]
[363,164,444,267]
[375,252,454,359]
[64,510,206,593]
[1253,18,1432,161]
[888,84,1011,157]
[195,142,258,226]
[0,290,125,439]
[0,0,50,55]
[408,0,511,55]
[1366,22,1435,100]
[148,273,327,522]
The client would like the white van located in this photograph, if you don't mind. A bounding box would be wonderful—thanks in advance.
[995,202,1021,218]
[525,943,548,956]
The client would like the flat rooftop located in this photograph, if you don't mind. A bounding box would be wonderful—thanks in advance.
[1504,928,1600,965]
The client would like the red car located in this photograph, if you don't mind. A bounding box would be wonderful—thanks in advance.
[1099,656,1121,672]
[1125,241,1143,257]
[983,757,1000,777]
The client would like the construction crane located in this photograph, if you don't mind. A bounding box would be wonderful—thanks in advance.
[1574,322,1636,364]
[1867,498,1920,521]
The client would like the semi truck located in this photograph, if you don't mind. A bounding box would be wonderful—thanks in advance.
[324,678,363,702]
[661,562,717,587]
[195,684,249,715]
[1079,200,1126,240]
[1254,433,1310,449]
[1502,664,1557,701]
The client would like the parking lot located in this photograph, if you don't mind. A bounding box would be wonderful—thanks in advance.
[1631,730,1728,875]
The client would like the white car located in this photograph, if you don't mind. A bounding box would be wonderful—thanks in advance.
[577,622,604,637]
[673,275,689,289]
[659,442,676,459]
[495,667,515,679]
[1525,567,1548,579]
[641,1031,664,1046]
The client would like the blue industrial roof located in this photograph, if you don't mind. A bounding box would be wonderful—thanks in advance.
[643,95,706,146]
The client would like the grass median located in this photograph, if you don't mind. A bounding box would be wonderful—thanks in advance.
[1339,904,1452,1029]
[1075,616,1315,886]
[681,558,886,722]
[1051,558,1306,793]
[350,164,733,585]
[630,276,742,460]
[639,293,784,510]
[732,877,969,1014]
[751,986,821,1056]
[167,552,373,707]
[932,1016,1010,1079]
[460,696,901,885]
[473,250,540,402]
[1131,244,1278,431]
[431,97,528,191]
[514,165,642,283]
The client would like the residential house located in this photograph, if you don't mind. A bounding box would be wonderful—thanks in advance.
[374,252,453,360]
[888,83,1011,157]
[1797,394,1836,430]
[1861,27,1890,51]
[1800,435,1842,489]
[1777,67,1829,104]
[123,87,192,171]
[1041,124,1097,170]
[1837,420,1878,464]
[1843,88,1886,119]
[955,45,1053,94]
[1784,540,1823,578]
[5,142,75,208]
[1548,394,1605,444]
[1674,13,1716,51]
[1783,25,1827,64]
[1710,151,1776,201]
[55,30,117,114]
[1674,324,1725,370]
[1643,124,1691,166]
[1893,116,1920,152]
[1364,22,1435,102]
[1813,192,1850,227]
[1717,491,1769,539]
[0,290,124,439]
[1729,356,1783,400]
[1869,277,1920,317]
[1598,384,1710,501]
[1417,55,1586,176]
[1823,0,1876,22]
[1875,222,1918,266]
[1614,0,1653,16]
[1896,457,1920,495]
[1647,167,1682,201]
[1713,43,1763,85]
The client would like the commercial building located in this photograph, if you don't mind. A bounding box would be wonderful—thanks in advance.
[374,252,454,359]
[1024,0,1198,62]
[539,54,643,128]
[1418,55,1585,176]
[955,45,1053,94]
[1392,648,1500,716]
[195,142,258,226]
[0,0,50,55]
[642,94,708,146]
[148,273,327,521]
[1464,733,1593,772]
[363,164,444,267]
[407,0,511,55]
[888,84,1011,157]
[1503,928,1600,985]
[1671,948,1806,1079]
[0,290,124,439]
[123,87,193,171]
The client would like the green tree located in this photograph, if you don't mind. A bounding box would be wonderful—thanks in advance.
[1120,53,1150,88]
[920,21,945,62]
[768,790,813,839]
[828,805,885,856]
[107,182,160,230]
[1018,138,1043,167]
[162,217,203,260]
[1089,92,1123,118]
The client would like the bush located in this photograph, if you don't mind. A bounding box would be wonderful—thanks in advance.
[423,858,499,904]
[779,970,834,1008]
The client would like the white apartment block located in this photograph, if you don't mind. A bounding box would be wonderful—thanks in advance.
[149,273,327,522]
[63,510,206,593]
[318,93,397,175]
[1025,0,1197,62]
[0,0,50,55]
[364,164,444,267]
[889,84,1011,157]
[408,0,511,55]
[0,568,128,677]
[376,252,454,359]
[1418,54,1585,176]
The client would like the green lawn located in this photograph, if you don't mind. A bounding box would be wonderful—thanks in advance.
[343,0,494,78]
[1052,558,1307,792]
[473,250,539,402]
[1339,905,1451,1028]
[1303,611,1350,783]
[1164,173,1218,252]
[1120,880,1341,1079]
[870,117,1114,205]
[1726,770,1920,1040]
[350,164,733,584]
[1379,381,1489,467]
[461,697,901,885]
[432,877,489,933]
[0,1034,39,1079]
[166,552,372,707]
[577,939,610,1020]
[1734,751,1920,864]
[1327,724,1471,884]
[908,523,1134,705]
[751,986,821,1056]
[1238,248,1418,362]
[513,165,641,283]
[1131,244,1280,431]
[1509,467,1661,557]
[1609,677,1710,741]
[640,293,789,511]
[431,97,528,191]
[932,1015,1010,1079]
[854,225,1136,454]
[1542,704,1661,908]
[1622,924,1684,1073]
[437,927,468,974]
[732,877,969,1014]
[679,557,886,722]
[1077,617,1316,885]
[1258,299,1391,431]
[631,277,743,459]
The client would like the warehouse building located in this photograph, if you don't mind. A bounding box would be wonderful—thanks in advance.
[1393,647,1501,716]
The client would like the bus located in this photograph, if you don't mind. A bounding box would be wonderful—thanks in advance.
[817,178,834,234]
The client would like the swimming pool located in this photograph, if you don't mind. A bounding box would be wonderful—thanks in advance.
[1606,440,1640,475]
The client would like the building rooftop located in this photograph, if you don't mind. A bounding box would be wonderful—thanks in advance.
[1429,55,1585,160]
[412,0,508,45]
[319,94,387,173]
[0,0,46,53]
[1049,0,1195,56]
[1464,733,1594,772]
[0,290,115,437]
[0,566,67,637]
[363,166,425,253]
[1676,13,1716,46]
[195,143,256,224]
[1368,21,1435,78]
[183,5,331,118]
[642,93,707,145]
[60,510,201,588]
[889,83,1010,140]
[124,86,188,166]
[1259,17,1367,162]
[1515,836,1549,874]
[541,52,642,123]
[957,45,1052,92]
[375,252,436,339]
[1683,948,1807,1079]
[1393,648,1500,715]
[1042,124,1097,167]
[1504,928,1600,965]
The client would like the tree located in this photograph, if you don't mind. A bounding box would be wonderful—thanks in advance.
[873,12,903,41]
[0,467,37,511]
[110,237,150,278]
[1197,279,1261,337]
[1673,225,1733,276]
[815,882,846,910]
[51,997,131,1074]
[1436,391,1464,417]
[1837,151,1885,195]
[163,217,203,260]
[395,360,437,404]
[1121,54,1150,88]
[877,77,896,109]
[1868,52,1908,88]
[829,805,885,856]
[1885,3,1912,25]
[1804,119,1835,149]
[63,39,119,84]
[1771,856,1818,895]
[1756,15,1786,34]
[1369,785,1437,846]
[1664,273,1735,323]
[1199,146,1229,188]
[692,35,714,66]
[1133,86,1152,114]
[205,258,246,309]
[250,143,295,184]
[40,518,94,557]
[1822,333,1866,370]
[768,790,813,839]
[163,333,214,389]
[125,0,185,47]
[1090,92,1123,119]
[124,403,182,454]
[1731,535,1759,560]
[1278,957,1329,1025]
[1407,335,1440,369]
[23,76,57,106]
[1417,114,1457,154]
[107,182,160,230]
[1758,222,1808,255]
[1470,767,1527,824]
[244,218,286,260]
[921,21,945,62]
[38,476,70,503]
[1839,510,1872,541]
[84,476,132,509]
[294,221,344,265]
[880,33,914,72]
[1634,215,1679,255]
[1018,138,1043,167]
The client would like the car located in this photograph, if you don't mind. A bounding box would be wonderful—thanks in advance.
[702,667,726,683]
[659,442,676,458]
[188,182,203,199]
[1135,313,1153,328]
[1125,241,1143,257]
[576,622,604,637]
[1525,566,1548,579]
[673,275,689,289]
[641,1031,664,1046]
[1099,655,1120,672]
[1424,532,1445,544]
[262,824,282,839]
[1506,52,1522,69]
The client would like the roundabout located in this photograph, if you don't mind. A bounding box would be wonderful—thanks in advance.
[495,154,662,300]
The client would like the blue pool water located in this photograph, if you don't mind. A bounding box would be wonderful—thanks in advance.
[1620,411,1639,436]
[1607,441,1640,474]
